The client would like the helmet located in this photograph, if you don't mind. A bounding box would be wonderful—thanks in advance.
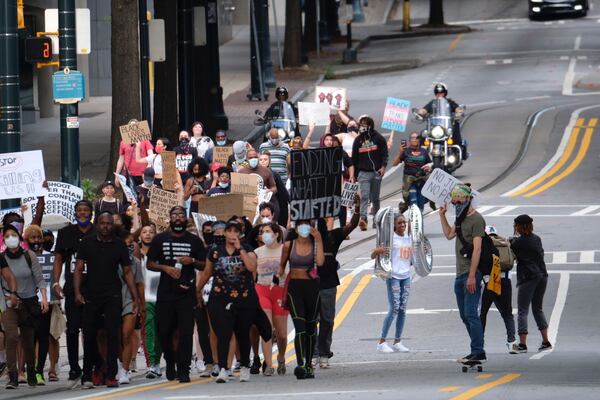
[275,86,289,98]
[485,225,497,235]
[433,83,448,96]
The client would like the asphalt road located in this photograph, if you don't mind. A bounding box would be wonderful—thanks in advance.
[9,6,600,400]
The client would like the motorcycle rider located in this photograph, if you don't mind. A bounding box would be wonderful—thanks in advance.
[418,83,468,158]
[392,132,432,213]
[264,86,299,136]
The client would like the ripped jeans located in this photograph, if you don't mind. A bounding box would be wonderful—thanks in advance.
[380,277,411,340]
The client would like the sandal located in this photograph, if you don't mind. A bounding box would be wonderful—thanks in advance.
[48,371,59,382]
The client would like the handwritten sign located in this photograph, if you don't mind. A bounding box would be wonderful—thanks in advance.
[161,151,177,191]
[0,150,46,201]
[381,97,411,132]
[148,187,180,230]
[119,120,152,145]
[115,173,137,203]
[198,194,244,222]
[191,212,217,239]
[289,147,344,220]
[231,173,261,221]
[341,182,359,208]
[421,168,480,207]
[213,146,232,166]
[298,102,331,126]
[22,181,83,228]
[314,86,347,110]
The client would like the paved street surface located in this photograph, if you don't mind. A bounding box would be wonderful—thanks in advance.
[7,2,600,399]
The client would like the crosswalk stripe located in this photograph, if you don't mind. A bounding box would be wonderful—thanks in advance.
[485,206,518,216]
[580,251,596,264]
[553,252,568,264]
[571,205,600,216]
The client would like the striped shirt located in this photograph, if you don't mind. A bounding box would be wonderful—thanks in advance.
[259,142,291,182]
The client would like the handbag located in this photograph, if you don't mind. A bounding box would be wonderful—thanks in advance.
[49,303,66,340]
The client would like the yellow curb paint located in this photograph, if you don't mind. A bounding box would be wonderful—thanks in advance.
[162,377,211,390]
[86,381,178,400]
[449,373,521,400]
[449,33,464,51]
[476,373,493,379]
[440,386,462,393]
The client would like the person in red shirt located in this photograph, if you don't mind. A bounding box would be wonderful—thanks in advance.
[116,140,154,186]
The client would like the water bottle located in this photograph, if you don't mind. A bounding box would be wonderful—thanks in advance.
[6,299,12,308]
[175,262,183,270]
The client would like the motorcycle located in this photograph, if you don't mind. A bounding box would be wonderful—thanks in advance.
[254,109,296,143]
[412,98,466,173]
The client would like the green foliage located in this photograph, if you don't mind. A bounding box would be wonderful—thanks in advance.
[324,65,335,80]
[81,178,97,202]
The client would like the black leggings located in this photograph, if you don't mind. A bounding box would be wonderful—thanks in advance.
[287,279,320,367]
[35,309,52,374]
[480,278,516,343]
[194,306,214,365]
[207,297,257,369]
[156,296,196,377]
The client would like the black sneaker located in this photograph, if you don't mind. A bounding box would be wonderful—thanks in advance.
[538,342,552,352]
[166,364,177,381]
[6,372,18,389]
[0,362,6,377]
[27,367,37,387]
[470,353,487,363]
[293,366,306,380]
[178,374,190,383]
[457,353,474,363]
[304,366,315,379]
[516,343,528,353]
[249,358,261,375]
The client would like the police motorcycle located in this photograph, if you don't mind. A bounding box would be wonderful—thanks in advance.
[412,98,466,173]
[254,109,296,143]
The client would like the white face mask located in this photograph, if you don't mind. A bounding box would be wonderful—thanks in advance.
[249,158,259,168]
[261,217,271,224]
[4,236,20,249]
[262,232,275,246]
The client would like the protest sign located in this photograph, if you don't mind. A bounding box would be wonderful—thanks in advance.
[314,86,347,109]
[213,146,232,166]
[148,187,180,230]
[341,182,359,208]
[231,173,261,221]
[119,120,152,145]
[0,207,21,227]
[0,150,46,201]
[198,194,244,222]
[381,97,411,132]
[298,102,331,126]
[191,212,217,238]
[421,169,480,207]
[289,147,344,220]
[161,151,177,191]
[37,254,56,300]
[22,181,83,228]
[115,173,137,203]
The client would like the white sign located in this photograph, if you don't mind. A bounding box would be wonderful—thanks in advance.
[191,212,217,238]
[314,86,347,110]
[66,116,79,129]
[421,169,480,207]
[22,181,83,228]
[0,207,21,225]
[341,182,359,208]
[298,102,331,126]
[115,173,137,203]
[45,8,91,55]
[0,150,46,201]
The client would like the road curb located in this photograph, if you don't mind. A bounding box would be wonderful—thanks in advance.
[329,60,421,80]
[356,25,472,51]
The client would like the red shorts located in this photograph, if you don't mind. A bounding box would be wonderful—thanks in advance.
[255,284,288,316]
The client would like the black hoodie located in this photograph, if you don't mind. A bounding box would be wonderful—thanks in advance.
[351,129,388,176]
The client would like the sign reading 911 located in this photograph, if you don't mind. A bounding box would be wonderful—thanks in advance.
[289,147,344,220]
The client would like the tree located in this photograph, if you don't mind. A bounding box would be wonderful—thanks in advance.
[428,0,445,26]
[107,0,141,179]
[283,0,303,67]
[153,0,179,143]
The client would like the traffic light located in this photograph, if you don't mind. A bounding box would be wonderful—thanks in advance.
[25,37,53,63]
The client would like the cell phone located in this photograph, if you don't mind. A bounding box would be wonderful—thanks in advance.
[401,139,407,146]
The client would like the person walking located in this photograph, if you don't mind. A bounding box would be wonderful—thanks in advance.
[510,214,552,353]
[259,129,291,183]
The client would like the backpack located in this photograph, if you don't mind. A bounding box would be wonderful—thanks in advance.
[456,228,499,276]
[489,234,515,272]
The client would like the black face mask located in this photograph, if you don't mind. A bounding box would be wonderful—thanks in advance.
[43,241,54,253]
[203,232,214,245]
[214,235,225,246]
[170,221,186,233]
[29,243,43,253]
[180,139,189,147]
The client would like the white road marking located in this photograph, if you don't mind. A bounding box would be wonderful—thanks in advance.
[63,379,173,400]
[468,100,507,107]
[544,21,553,25]
[497,26,506,30]
[531,272,570,360]
[515,95,551,101]
[502,105,600,196]
[553,252,568,264]
[332,359,455,366]
[166,390,392,399]
[574,35,581,50]
[369,307,516,315]
[580,251,596,264]
[558,20,565,24]
[562,57,576,95]
[577,55,588,60]
[485,205,518,216]
[571,205,600,216]
[503,59,513,64]
[474,205,496,214]
[560,55,569,60]
[485,60,496,65]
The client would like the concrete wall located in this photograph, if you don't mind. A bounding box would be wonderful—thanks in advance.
[231,0,286,26]
[88,0,111,96]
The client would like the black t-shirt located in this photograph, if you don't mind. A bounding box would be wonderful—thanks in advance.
[76,235,131,298]
[510,233,548,284]
[175,145,199,181]
[400,148,431,176]
[147,231,206,302]
[55,224,96,294]
[318,228,345,290]
[207,243,258,307]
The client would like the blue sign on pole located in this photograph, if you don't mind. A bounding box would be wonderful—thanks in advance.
[52,69,85,103]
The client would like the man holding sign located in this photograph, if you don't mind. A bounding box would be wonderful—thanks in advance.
[116,124,154,186]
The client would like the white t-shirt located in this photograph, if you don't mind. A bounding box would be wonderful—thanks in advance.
[141,255,161,303]
[391,233,412,280]
[190,136,215,160]
[145,153,163,175]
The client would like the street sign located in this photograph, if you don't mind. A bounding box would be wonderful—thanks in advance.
[52,69,85,104]
[44,8,91,55]
[25,37,53,63]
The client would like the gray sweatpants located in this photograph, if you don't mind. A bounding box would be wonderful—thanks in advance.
[358,171,382,219]
[517,275,549,335]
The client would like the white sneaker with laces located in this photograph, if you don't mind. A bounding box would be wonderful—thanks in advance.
[118,368,130,385]
[196,360,205,373]
[392,342,410,353]
[377,342,395,353]
[508,341,518,354]
[319,357,330,369]
[216,368,229,383]
[239,367,250,382]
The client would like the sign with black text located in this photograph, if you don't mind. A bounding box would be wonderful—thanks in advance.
[0,150,46,201]
[22,181,83,227]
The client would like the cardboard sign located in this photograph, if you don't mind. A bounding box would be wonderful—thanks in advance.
[115,173,137,203]
[213,146,232,166]
[341,182,359,208]
[198,194,244,222]
[421,169,480,207]
[191,212,217,238]
[314,86,347,109]
[381,97,411,132]
[119,120,152,145]
[230,173,262,221]
[289,147,344,220]
[298,102,331,126]
[21,181,83,228]
[160,151,177,191]
[0,150,46,201]
[148,187,180,229]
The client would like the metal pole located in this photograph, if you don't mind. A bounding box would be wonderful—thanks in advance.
[271,0,283,70]
[258,0,275,88]
[403,0,410,32]
[316,0,320,58]
[139,0,151,128]
[205,0,228,130]
[58,0,80,186]
[177,0,193,131]
[249,0,265,100]
[0,0,21,209]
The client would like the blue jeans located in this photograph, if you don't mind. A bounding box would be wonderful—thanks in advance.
[380,277,411,340]
[454,272,485,355]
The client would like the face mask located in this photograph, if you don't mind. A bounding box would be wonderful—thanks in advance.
[217,140,226,146]
[155,146,164,154]
[203,232,214,245]
[297,224,311,238]
[348,126,358,133]
[270,138,280,146]
[144,178,154,186]
[219,182,229,189]
[261,217,271,224]
[180,139,189,146]
[43,241,54,252]
[214,235,226,246]
[453,200,471,220]
[4,236,20,249]
[262,232,275,246]
[170,221,186,233]
[249,158,259,168]
[359,126,368,134]
[76,217,91,228]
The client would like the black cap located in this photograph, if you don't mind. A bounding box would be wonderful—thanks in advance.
[143,167,155,180]
[102,180,115,189]
[225,221,242,232]
[514,214,533,225]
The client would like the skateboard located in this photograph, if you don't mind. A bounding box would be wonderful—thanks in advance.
[460,360,483,373]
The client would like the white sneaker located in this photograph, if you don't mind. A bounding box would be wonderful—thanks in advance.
[195,360,205,373]
[319,357,330,369]
[118,368,130,385]
[508,341,518,354]
[227,369,233,377]
[239,367,250,382]
[215,368,229,383]
[392,342,410,353]
[377,342,395,353]
[130,358,137,372]
[211,364,220,377]
[199,364,213,378]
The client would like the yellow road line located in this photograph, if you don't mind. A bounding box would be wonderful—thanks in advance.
[511,117,585,196]
[449,33,464,51]
[86,381,178,400]
[336,273,356,301]
[476,373,493,379]
[440,386,462,393]
[162,377,211,390]
[525,124,595,197]
[449,373,521,400]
